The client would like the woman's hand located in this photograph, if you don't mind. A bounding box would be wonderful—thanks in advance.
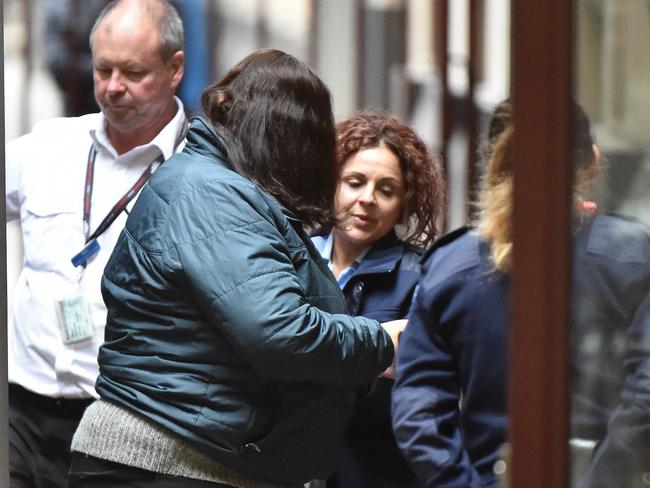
[379,319,407,379]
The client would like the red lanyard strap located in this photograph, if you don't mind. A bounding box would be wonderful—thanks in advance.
[83,146,163,243]
[82,119,188,244]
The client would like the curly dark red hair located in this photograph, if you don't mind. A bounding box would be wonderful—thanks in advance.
[335,112,447,247]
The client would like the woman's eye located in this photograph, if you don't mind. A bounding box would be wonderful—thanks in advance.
[346,179,363,189]
[379,186,395,197]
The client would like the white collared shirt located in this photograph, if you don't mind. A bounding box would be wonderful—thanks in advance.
[5,98,187,399]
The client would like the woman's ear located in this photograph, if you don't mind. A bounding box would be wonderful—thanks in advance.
[394,207,411,240]
[216,89,228,105]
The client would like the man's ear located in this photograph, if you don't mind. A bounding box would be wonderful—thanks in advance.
[169,51,185,89]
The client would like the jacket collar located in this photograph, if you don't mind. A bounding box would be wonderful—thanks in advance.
[351,231,408,276]
[184,116,305,229]
[182,116,231,170]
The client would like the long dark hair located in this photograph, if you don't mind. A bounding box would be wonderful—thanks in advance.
[201,48,337,228]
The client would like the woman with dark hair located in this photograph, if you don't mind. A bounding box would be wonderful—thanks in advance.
[391,99,650,487]
[311,112,446,488]
[67,49,402,488]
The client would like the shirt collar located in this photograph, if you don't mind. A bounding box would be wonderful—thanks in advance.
[313,231,371,270]
[89,96,187,158]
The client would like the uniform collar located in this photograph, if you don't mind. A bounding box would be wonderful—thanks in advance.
[184,116,307,230]
[353,231,406,276]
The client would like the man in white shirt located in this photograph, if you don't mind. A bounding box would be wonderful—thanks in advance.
[5,1,186,486]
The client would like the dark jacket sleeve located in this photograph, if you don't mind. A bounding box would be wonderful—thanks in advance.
[578,292,650,488]
[392,273,482,488]
[173,178,393,386]
[578,360,650,487]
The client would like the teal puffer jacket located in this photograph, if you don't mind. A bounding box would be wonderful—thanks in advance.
[96,117,394,485]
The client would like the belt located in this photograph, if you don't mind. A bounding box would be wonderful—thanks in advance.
[9,383,94,416]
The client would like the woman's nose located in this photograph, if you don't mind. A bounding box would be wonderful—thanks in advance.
[358,186,376,205]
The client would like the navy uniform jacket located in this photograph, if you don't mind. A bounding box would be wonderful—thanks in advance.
[571,214,650,439]
[573,215,650,487]
[578,357,650,488]
[392,227,508,488]
[392,215,650,488]
[313,232,424,488]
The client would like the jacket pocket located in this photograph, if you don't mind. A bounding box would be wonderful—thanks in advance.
[239,403,282,457]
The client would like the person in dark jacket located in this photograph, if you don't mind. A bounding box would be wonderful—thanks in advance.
[311,112,446,488]
[578,356,650,487]
[67,49,404,488]
[391,98,650,487]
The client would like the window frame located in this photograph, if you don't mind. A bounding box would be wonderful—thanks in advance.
[509,0,574,486]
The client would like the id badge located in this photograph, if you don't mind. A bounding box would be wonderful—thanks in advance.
[56,295,94,345]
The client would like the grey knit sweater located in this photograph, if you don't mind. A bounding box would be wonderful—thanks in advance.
[71,399,295,488]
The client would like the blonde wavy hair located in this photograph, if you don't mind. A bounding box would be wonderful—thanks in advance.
[476,99,600,272]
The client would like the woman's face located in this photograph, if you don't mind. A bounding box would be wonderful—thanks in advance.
[334,146,406,249]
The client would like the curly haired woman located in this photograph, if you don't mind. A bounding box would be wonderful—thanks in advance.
[311,111,447,488]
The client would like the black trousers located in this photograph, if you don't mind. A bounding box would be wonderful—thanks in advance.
[67,453,235,487]
[9,383,94,488]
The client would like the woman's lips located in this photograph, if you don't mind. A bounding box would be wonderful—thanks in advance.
[351,214,372,227]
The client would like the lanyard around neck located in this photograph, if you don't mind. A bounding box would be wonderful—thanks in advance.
[82,145,163,243]
[83,118,188,244]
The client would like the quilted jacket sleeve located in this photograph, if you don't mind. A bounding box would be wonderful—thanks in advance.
[172,177,394,387]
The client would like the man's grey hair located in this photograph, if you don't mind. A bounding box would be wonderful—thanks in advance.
[89,0,184,63]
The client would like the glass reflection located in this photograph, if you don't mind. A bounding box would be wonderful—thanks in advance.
[570,1,650,485]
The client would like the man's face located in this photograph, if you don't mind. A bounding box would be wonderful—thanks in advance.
[91,18,183,137]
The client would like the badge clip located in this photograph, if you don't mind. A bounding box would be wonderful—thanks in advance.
[71,239,100,268]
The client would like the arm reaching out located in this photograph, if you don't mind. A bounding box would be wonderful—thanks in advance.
[380,319,407,379]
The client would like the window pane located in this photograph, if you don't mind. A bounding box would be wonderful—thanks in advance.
[570,1,650,485]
